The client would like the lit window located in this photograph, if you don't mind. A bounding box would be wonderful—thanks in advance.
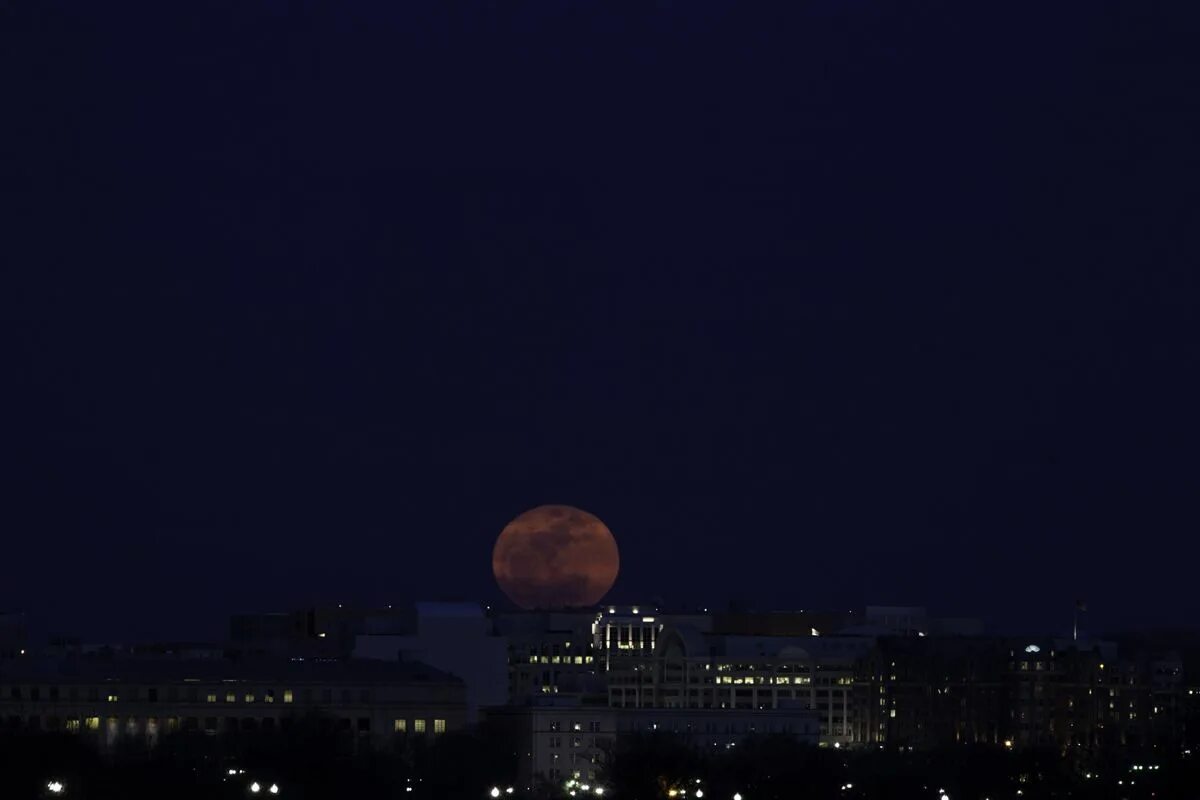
[394,719,407,733]
[66,719,81,732]
[85,717,100,730]
[107,694,119,703]
[414,719,426,733]
[245,693,255,703]
[434,719,446,734]
[207,694,217,703]
[265,690,275,704]
[226,692,236,703]
[283,690,293,704]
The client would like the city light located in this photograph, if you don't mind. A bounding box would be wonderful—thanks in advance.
[734,794,743,800]
[269,785,280,795]
[490,788,501,798]
[46,781,65,795]
[250,782,261,794]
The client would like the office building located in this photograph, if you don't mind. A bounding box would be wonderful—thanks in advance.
[0,655,467,750]
[606,622,872,746]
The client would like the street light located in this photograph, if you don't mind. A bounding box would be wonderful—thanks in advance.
[46,782,66,796]
[490,789,501,798]
[250,782,261,794]
[733,794,743,800]
[269,785,280,795]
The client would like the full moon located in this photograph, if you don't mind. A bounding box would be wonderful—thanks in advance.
[492,505,620,610]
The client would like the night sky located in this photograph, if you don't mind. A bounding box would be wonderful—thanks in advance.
[3,1,1197,642]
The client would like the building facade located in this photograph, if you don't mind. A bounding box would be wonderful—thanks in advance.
[487,697,819,792]
[0,656,467,750]
[853,636,1180,752]
[607,624,872,747]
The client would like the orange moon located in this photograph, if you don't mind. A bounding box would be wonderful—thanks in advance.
[492,505,620,610]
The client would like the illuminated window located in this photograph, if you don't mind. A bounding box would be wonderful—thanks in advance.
[206,694,217,703]
[85,717,100,730]
[107,694,119,703]
[244,693,255,703]
[574,656,583,665]
[226,692,236,703]
[265,690,275,704]
[414,719,426,733]
[394,719,407,733]
[283,690,293,704]
[434,719,446,734]
[66,719,81,732]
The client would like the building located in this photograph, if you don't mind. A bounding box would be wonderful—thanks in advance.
[607,623,873,747]
[488,696,819,792]
[853,635,1177,752]
[592,605,714,671]
[487,698,617,790]
[0,655,467,750]
[494,610,603,702]
[853,636,1010,747]
[353,602,509,723]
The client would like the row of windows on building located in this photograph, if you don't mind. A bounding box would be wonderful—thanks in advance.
[616,674,853,686]
[1,686,389,705]
[8,715,446,735]
[525,655,595,665]
[546,720,603,732]
[391,718,446,734]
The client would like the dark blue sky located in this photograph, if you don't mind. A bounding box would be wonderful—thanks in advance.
[3,1,1198,641]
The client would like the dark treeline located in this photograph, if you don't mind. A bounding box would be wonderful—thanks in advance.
[2,722,1197,799]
